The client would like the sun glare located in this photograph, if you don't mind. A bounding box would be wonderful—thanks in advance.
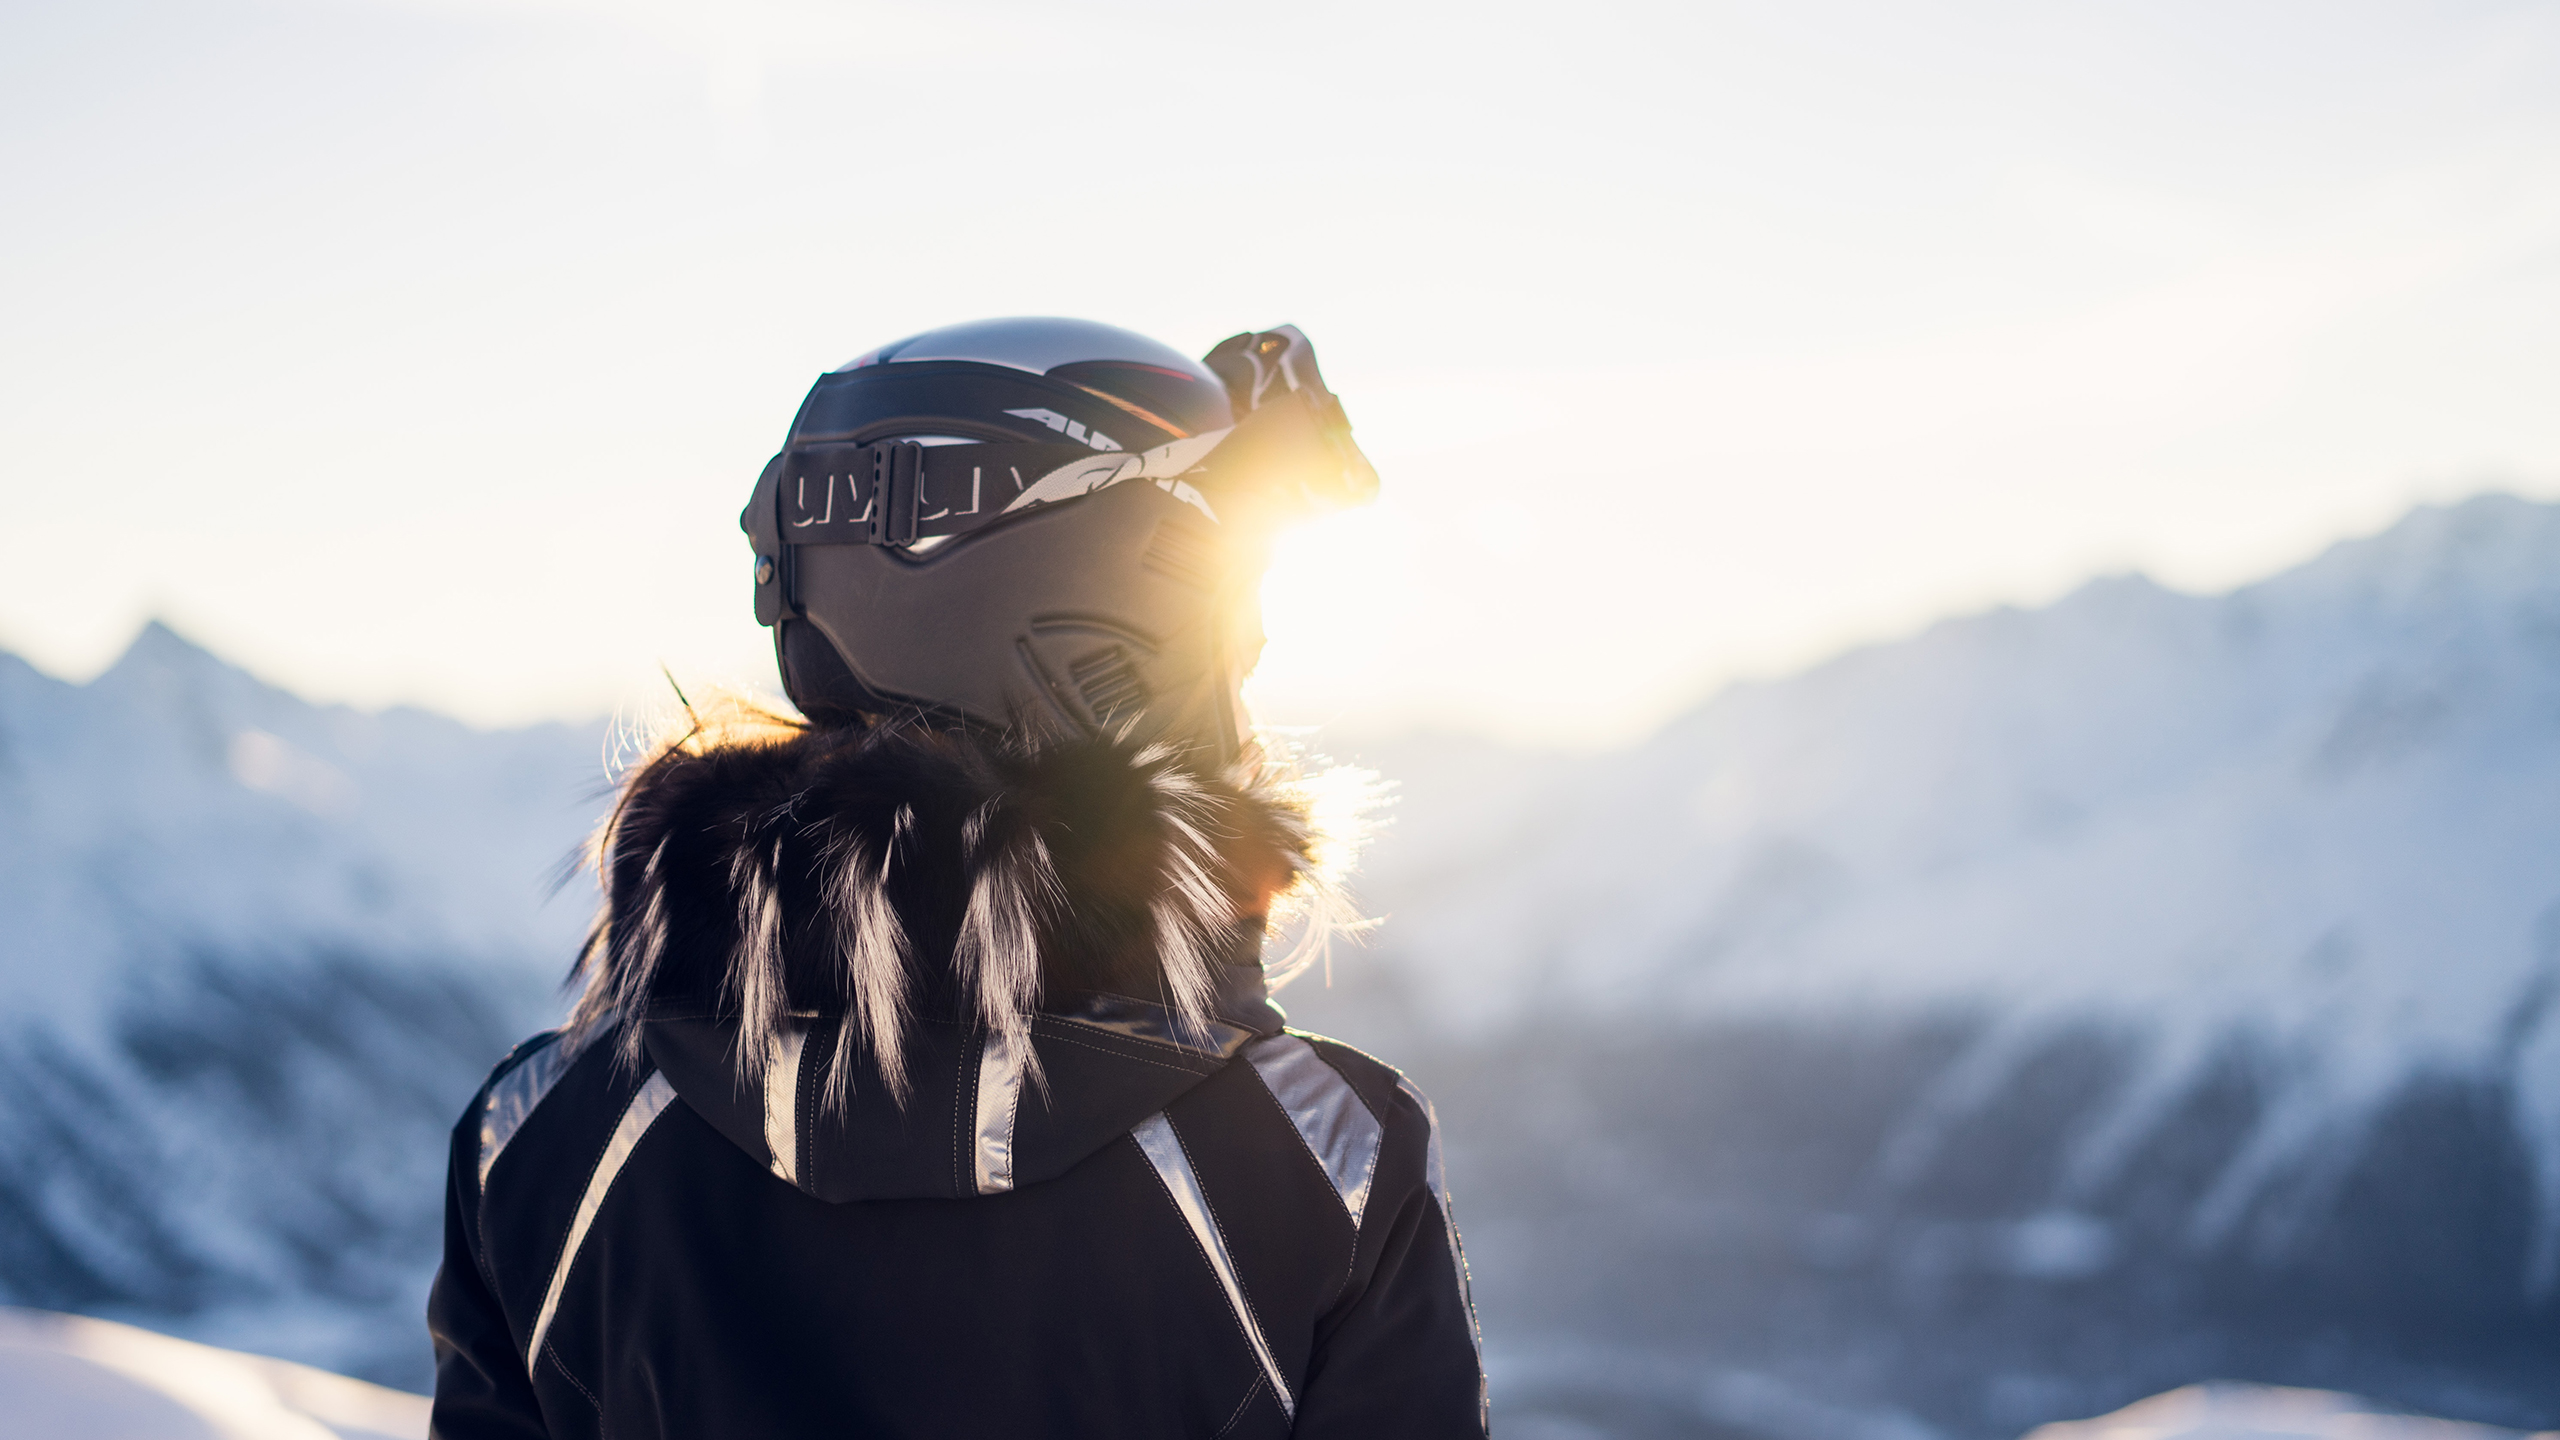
[1247,504,1422,726]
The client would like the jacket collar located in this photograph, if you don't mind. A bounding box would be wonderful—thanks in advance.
[564,713,1317,1198]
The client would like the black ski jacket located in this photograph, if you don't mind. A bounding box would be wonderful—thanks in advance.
[426,723,1485,1438]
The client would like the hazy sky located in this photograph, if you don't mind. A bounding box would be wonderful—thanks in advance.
[5,0,2557,745]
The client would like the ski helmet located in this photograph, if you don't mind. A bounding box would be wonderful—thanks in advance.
[740,317,1377,760]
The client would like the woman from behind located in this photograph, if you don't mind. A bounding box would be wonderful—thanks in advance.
[427,317,1486,1438]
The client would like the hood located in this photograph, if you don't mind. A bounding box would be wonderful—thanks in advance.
[564,708,1327,1202]
[640,976,1281,1202]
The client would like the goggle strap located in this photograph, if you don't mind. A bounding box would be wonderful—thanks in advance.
[775,389,1371,549]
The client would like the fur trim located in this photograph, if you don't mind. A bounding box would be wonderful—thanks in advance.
[566,703,1363,1110]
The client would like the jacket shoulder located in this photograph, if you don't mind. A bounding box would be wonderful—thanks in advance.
[1286,1031,1458,1205]
[465,1022,619,1192]
[483,1027,569,1093]
[1285,1031,1439,1136]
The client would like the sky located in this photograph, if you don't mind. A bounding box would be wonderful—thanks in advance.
[3,0,2557,746]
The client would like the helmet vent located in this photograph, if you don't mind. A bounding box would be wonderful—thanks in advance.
[1068,646,1149,725]
[1141,520,1218,592]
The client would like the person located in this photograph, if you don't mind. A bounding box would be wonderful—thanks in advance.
[425,317,1487,1437]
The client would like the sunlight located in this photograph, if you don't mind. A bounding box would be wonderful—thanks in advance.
[1246,503,1424,728]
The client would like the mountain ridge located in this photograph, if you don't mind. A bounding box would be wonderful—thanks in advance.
[2,492,2554,1422]
[1264,491,2560,1433]
[1337,493,2560,1229]
[0,622,607,1381]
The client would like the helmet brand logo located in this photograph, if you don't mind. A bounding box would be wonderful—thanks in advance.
[1005,407,1123,453]
[789,466,996,536]
[789,470,870,528]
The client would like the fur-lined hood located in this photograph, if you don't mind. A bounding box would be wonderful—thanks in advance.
[563,709,1358,1201]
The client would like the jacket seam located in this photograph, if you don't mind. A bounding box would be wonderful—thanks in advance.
[468,1098,503,1298]
[544,1341,605,1421]
[1041,1013,1239,1063]
[953,1031,975,1198]
[544,1077,636,1283]
[1036,1028,1221,1075]
[793,1025,820,1191]
[516,1047,634,1359]
[1306,1042,1394,1122]
[1172,1117,1291,1404]
[1307,1045,1394,1307]
[1213,1375,1264,1438]
[1130,1131,1270,1399]
[470,1029,568,1298]
[643,1006,1237,1066]
[1003,1043,1025,1187]
[1241,1063,1366,1310]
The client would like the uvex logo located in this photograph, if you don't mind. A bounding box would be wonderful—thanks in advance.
[1006,408,1123,453]
[785,464,1031,529]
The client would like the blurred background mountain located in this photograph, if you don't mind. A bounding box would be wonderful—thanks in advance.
[0,624,600,1380]
[3,492,2554,1436]
[1291,490,2560,1437]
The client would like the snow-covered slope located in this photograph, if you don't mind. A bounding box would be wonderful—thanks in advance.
[1351,492,2560,1247]
[0,621,601,1028]
[0,626,604,1382]
[1287,492,2560,1435]
[2020,1384,2558,1440]
[0,1307,428,1440]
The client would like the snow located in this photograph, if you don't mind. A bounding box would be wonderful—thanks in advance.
[0,626,607,1380]
[0,621,604,1050]
[0,1309,2528,1440]
[0,1308,427,1440]
[1351,492,2560,1264]
[2020,1383,2559,1440]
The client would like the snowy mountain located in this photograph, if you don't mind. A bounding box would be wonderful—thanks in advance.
[4,493,2557,1432]
[1284,491,2560,1436]
[2018,1383,2560,1440]
[0,1307,429,1439]
[0,625,602,1383]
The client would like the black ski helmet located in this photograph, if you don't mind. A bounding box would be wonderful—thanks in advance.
[741,317,1377,760]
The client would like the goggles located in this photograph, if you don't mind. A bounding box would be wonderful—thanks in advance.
[768,327,1377,550]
